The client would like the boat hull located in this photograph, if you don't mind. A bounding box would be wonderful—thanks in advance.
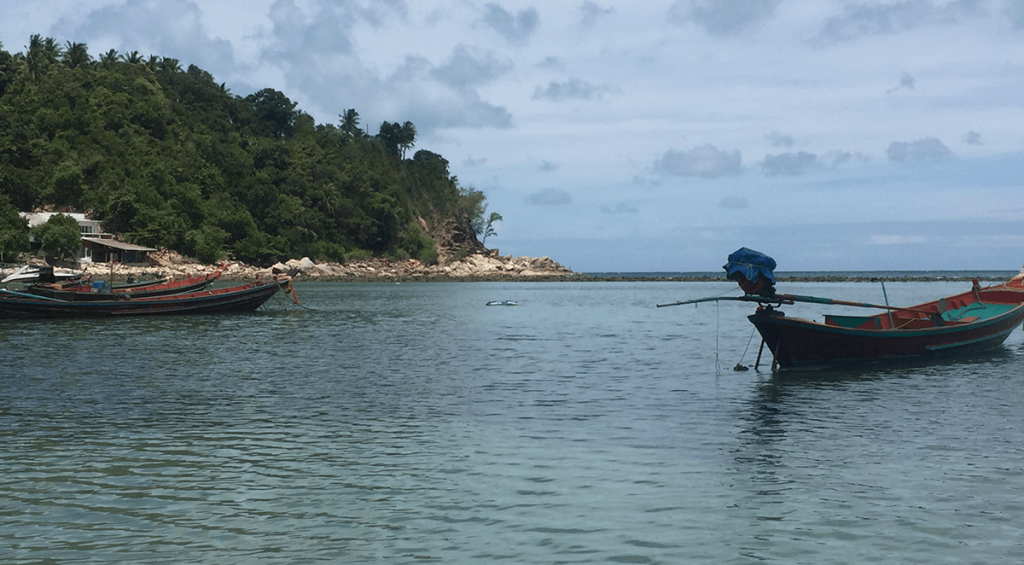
[749,301,1024,369]
[0,282,283,319]
[25,274,217,301]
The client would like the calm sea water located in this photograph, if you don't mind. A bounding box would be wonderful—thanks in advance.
[2,280,1023,564]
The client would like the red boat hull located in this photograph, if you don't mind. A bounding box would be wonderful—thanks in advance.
[749,298,1024,369]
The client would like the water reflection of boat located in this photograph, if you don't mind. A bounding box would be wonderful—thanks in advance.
[0,279,294,319]
[660,248,1024,370]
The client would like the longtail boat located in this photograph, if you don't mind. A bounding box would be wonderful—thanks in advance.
[0,278,294,319]
[1,265,84,285]
[659,248,1024,370]
[24,270,222,302]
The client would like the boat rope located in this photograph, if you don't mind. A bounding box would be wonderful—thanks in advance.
[734,326,757,371]
[715,301,721,375]
[947,302,987,321]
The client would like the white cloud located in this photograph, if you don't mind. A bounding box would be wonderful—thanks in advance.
[765,131,794,148]
[761,151,818,176]
[814,0,986,44]
[668,0,781,36]
[481,3,539,44]
[654,145,743,179]
[886,137,953,162]
[886,71,916,94]
[601,202,638,214]
[869,235,929,245]
[430,45,512,88]
[532,78,615,101]
[962,131,983,145]
[718,196,748,209]
[525,188,572,206]
[579,2,614,29]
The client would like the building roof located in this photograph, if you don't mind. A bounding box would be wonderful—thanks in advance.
[84,239,156,252]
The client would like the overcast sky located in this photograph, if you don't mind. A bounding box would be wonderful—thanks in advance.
[3,0,1024,272]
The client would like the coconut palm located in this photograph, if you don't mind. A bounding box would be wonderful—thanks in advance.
[62,41,92,69]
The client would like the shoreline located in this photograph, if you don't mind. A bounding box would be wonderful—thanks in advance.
[3,253,1016,285]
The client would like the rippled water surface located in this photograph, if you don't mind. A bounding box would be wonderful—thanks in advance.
[3,281,1024,563]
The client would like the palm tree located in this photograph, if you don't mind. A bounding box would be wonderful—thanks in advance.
[62,41,92,69]
[339,109,361,138]
[99,49,119,68]
[158,57,181,73]
[398,121,417,159]
[121,50,143,64]
[25,34,62,79]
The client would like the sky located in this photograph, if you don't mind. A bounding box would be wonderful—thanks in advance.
[3,0,1024,272]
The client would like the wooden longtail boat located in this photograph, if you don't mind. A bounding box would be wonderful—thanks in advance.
[659,248,1024,370]
[0,279,292,319]
[24,271,222,302]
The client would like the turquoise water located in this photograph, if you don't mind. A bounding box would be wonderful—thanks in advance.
[2,280,1024,563]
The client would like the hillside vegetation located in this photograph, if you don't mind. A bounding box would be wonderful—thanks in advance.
[0,36,498,266]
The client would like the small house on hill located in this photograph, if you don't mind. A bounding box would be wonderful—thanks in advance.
[20,212,156,265]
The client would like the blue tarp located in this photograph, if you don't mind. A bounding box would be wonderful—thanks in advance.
[723,247,776,284]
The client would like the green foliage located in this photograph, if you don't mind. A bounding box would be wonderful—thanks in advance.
[0,37,499,266]
[0,193,29,259]
[482,212,502,244]
[401,221,439,265]
[31,213,80,263]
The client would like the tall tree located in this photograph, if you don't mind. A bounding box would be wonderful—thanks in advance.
[339,109,361,138]
[61,41,92,69]
[0,194,30,261]
[246,88,298,139]
[32,214,81,264]
[398,121,416,159]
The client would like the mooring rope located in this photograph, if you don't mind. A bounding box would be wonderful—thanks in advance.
[715,300,721,375]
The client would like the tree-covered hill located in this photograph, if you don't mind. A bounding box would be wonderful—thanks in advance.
[0,35,497,266]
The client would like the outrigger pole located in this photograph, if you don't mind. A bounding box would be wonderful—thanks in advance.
[657,293,936,315]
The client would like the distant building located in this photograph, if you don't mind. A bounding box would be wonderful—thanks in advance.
[20,212,155,264]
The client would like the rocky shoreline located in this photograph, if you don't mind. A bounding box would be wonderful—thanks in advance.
[1,250,576,284]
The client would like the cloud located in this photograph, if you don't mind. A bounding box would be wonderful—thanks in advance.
[718,196,748,209]
[1008,1,1024,31]
[869,234,928,245]
[532,78,616,101]
[380,56,514,131]
[761,151,819,176]
[601,202,638,214]
[765,131,794,147]
[525,188,573,205]
[962,131,983,145]
[464,156,488,167]
[886,71,916,94]
[654,144,743,178]
[538,160,560,172]
[482,3,539,44]
[537,56,563,70]
[668,0,781,36]
[814,0,985,44]
[55,0,237,73]
[820,150,863,167]
[430,45,512,89]
[886,137,953,162]
[580,2,614,29]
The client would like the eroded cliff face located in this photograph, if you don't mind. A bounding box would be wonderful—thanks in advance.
[424,214,488,265]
